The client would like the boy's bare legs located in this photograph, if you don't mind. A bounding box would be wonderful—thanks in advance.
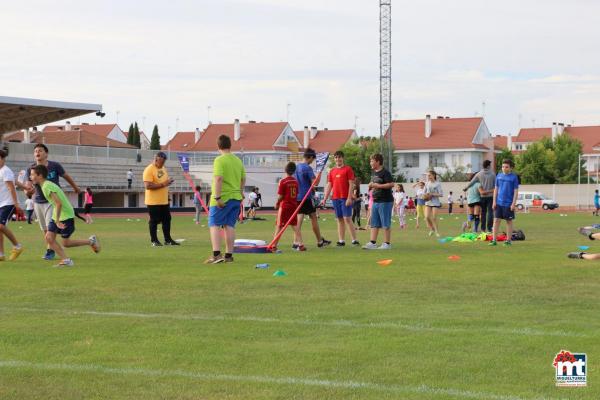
[224,225,235,254]
[336,218,345,242]
[45,231,67,260]
[343,216,357,241]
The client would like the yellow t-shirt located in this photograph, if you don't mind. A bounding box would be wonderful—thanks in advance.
[143,163,169,205]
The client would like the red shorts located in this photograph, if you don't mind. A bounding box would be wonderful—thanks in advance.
[277,205,297,227]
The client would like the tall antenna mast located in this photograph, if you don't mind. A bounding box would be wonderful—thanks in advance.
[380,0,392,171]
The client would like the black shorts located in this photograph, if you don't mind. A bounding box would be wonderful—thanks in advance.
[494,205,515,220]
[298,199,317,215]
[84,203,93,213]
[0,205,15,225]
[48,218,76,239]
[467,202,481,208]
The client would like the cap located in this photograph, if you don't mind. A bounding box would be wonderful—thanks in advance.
[156,151,168,160]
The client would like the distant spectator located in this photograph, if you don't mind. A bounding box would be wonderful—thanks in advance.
[193,185,202,224]
[447,191,454,214]
[464,160,496,232]
[25,194,35,224]
[143,152,178,246]
[127,169,134,189]
[594,189,599,217]
[84,187,94,224]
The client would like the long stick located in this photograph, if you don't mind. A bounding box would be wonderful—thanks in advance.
[267,170,323,249]
[182,171,209,213]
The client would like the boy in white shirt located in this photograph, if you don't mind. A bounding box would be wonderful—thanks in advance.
[25,194,35,224]
[0,150,24,261]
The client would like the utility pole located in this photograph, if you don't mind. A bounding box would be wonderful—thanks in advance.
[380,0,393,171]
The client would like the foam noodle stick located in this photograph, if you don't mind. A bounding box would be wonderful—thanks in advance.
[376,259,393,266]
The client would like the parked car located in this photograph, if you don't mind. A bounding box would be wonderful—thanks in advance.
[516,191,559,210]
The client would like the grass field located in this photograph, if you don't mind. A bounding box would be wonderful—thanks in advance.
[1,211,599,399]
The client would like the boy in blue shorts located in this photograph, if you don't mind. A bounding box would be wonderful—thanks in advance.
[205,135,246,264]
[490,159,519,246]
[321,151,359,246]
[593,189,599,216]
[30,165,100,267]
[362,153,394,250]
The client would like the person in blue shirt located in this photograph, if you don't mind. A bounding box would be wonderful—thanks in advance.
[294,148,331,248]
[490,159,519,246]
[593,189,599,216]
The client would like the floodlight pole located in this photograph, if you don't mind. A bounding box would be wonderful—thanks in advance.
[380,0,392,172]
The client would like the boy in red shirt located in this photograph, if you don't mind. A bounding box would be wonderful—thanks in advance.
[321,151,359,246]
[272,162,305,250]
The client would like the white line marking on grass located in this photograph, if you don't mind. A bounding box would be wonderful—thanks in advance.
[0,306,589,338]
[0,360,568,400]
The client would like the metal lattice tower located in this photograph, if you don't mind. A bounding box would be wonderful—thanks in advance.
[379,0,392,171]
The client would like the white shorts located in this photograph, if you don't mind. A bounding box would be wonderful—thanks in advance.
[33,202,53,232]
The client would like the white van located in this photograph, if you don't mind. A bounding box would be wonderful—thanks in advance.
[516,191,559,210]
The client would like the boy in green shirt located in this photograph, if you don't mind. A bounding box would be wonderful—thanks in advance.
[30,165,100,267]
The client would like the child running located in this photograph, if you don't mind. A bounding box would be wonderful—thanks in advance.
[490,159,519,246]
[30,165,100,266]
[272,162,304,250]
[0,150,24,261]
[83,187,93,224]
[393,183,406,229]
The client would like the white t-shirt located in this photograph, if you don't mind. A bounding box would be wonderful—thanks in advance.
[393,191,406,207]
[127,170,134,180]
[248,191,258,206]
[25,198,35,211]
[447,194,453,204]
[0,166,15,208]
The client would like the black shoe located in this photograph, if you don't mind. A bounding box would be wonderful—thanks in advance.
[292,244,299,250]
[567,252,585,259]
[336,241,346,247]
[224,255,234,263]
[318,238,331,248]
[165,240,180,246]
[151,241,163,247]
[352,240,360,246]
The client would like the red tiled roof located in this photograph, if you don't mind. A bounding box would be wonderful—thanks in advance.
[386,117,485,150]
[44,123,121,138]
[516,126,600,153]
[294,129,356,154]
[4,130,135,148]
[164,131,196,151]
[190,122,296,152]
[493,135,509,149]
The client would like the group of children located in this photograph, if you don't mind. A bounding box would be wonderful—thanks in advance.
[0,144,101,267]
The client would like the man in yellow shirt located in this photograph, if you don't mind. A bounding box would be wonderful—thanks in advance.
[143,152,178,246]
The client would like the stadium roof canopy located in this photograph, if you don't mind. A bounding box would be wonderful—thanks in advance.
[0,96,102,135]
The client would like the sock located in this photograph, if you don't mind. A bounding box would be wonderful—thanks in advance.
[590,234,596,241]
[213,250,221,257]
[370,240,376,244]
[474,217,480,232]
[225,253,232,259]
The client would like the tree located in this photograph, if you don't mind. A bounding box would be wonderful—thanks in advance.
[515,142,556,184]
[127,123,134,145]
[440,165,469,182]
[495,147,514,174]
[150,125,161,150]
[133,122,141,148]
[547,133,584,183]
[334,137,401,184]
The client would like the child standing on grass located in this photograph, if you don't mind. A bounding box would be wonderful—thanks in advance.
[413,181,426,229]
[0,150,24,261]
[424,171,443,237]
[463,173,482,232]
[25,193,35,224]
[490,159,519,246]
[594,190,599,216]
[30,165,100,267]
[393,184,406,229]
[272,162,305,250]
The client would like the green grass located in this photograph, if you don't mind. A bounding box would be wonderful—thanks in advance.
[1,211,599,399]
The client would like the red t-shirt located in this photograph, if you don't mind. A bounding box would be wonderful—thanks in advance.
[328,165,355,200]
[277,176,299,208]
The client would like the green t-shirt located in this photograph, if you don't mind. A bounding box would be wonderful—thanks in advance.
[42,180,75,222]
[210,153,245,207]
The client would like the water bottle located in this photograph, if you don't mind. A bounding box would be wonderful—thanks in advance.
[255,263,270,269]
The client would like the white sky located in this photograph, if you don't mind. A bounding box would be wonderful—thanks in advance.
[2,0,600,143]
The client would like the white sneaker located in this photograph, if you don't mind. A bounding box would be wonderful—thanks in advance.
[378,243,391,250]
[362,242,378,250]
[428,231,434,237]
[435,232,440,237]
[54,258,74,267]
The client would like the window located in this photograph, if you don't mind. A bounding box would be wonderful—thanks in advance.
[403,153,419,168]
[429,153,444,168]
[525,194,532,200]
[451,154,464,168]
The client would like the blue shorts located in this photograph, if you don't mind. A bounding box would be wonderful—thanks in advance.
[494,205,515,220]
[370,201,393,229]
[208,200,241,228]
[332,199,353,218]
[0,205,15,226]
[48,218,76,238]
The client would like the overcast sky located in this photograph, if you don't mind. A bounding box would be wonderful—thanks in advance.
[2,0,600,143]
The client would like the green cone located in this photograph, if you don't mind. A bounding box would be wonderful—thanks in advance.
[273,269,287,277]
